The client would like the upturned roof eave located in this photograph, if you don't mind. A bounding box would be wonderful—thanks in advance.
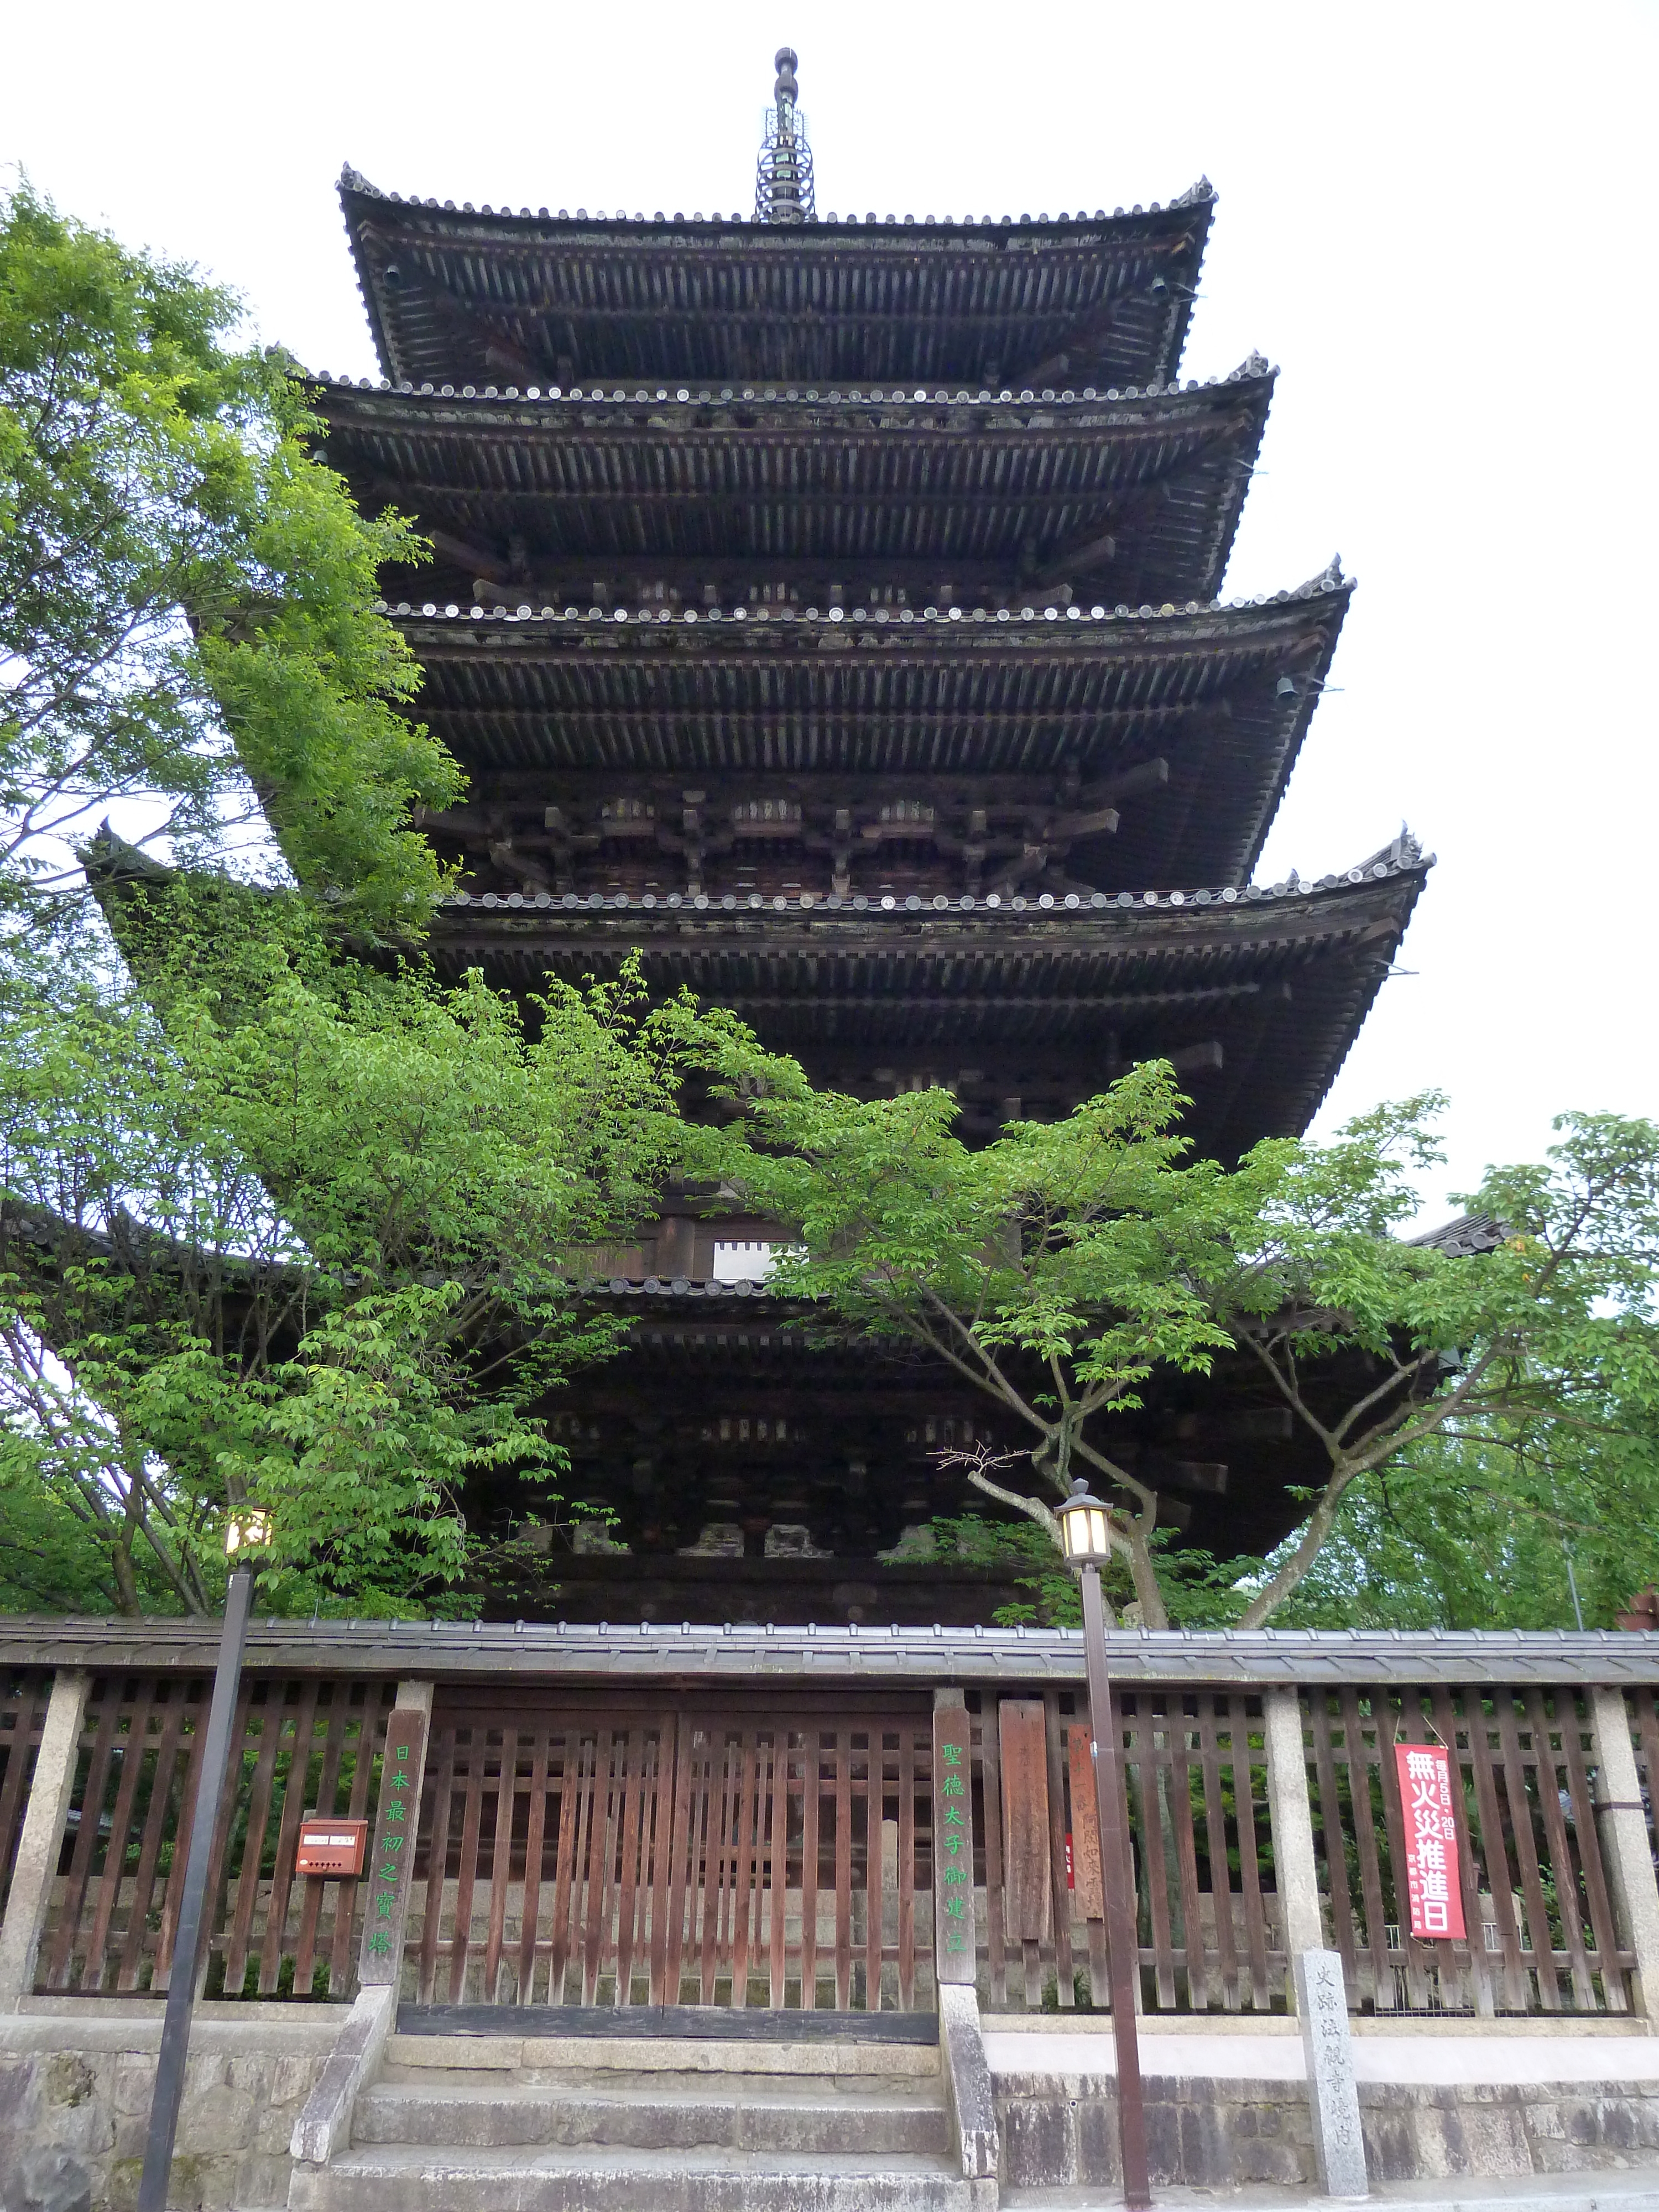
[311,363,1273,594]
[429,840,1427,945]
[389,571,1350,875]
[337,168,1214,392]
[314,363,1276,612]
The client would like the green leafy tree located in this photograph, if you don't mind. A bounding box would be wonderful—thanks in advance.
[0,899,684,1616]
[0,178,458,932]
[680,1014,1659,1629]
[1268,1404,1659,1632]
[1209,1102,1659,1623]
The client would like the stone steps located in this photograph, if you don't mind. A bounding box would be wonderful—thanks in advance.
[291,2139,972,2212]
[290,2037,978,2212]
[355,2067,950,2154]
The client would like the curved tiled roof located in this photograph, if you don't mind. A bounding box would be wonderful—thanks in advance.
[427,843,1429,1159]
[337,166,1214,393]
[384,570,1350,893]
[1412,1212,1507,1256]
[311,361,1274,611]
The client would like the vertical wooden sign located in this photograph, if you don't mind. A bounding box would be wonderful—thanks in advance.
[998,1700,1053,1943]
[358,1704,431,1987]
[1066,1722,1106,1922]
[932,1702,977,1985]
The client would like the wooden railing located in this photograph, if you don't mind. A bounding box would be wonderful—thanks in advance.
[3,1632,1655,2019]
[975,1688,1284,2014]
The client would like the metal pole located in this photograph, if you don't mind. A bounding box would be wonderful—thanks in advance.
[137,1567,253,2212]
[1081,1561,1151,2209]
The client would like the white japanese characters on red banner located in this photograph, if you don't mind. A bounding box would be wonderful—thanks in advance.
[1392,1741,1466,1940]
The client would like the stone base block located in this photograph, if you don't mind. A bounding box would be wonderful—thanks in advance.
[994,2072,1659,2192]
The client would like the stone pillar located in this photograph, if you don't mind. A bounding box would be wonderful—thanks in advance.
[0,1670,90,2009]
[357,1680,434,1992]
[932,1688,997,2193]
[1295,1948,1369,2199]
[1590,1684,1659,2018]
[1263,1687,1324,1961]
[1265,1688,1368,2197]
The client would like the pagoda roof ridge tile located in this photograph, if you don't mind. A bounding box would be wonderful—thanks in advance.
[432,841,1428,921]
[375,564,1347,629]
[1411,1212,1507,1258]
[307,361,1274,408]
[336,163,1215,237]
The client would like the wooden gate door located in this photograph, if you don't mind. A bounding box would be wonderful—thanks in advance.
[412,1689,935,2011]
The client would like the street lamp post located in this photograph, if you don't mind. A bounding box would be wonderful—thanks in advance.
[1057,1477,1151,2210]
[137,1512,268,2212]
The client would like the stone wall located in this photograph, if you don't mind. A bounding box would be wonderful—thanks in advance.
[994,2067,1659,2193]
[0,2006,343,2212]
[8,2006,1659,2208]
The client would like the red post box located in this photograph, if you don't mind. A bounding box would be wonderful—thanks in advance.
[295,1816,368,1877]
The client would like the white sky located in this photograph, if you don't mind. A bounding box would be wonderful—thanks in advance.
[4,1,1655,1216]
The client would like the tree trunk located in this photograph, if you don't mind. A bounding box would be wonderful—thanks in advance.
[1233,1467,1355,1628]
[1126,1526,1172,1630]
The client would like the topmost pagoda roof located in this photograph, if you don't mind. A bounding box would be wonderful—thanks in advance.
[337,166,1215,393]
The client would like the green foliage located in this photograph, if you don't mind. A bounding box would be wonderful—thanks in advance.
[0,178,458,932]
[1271,1413,1659,1632]
[1209,1100,1659,1622]
[0,898,685,1615]
[677,1008,1659,1631]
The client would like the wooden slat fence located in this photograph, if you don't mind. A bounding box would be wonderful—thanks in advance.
[411,1693,936,2010]
[0,1670,51,1922]
[1303,1683,1634,2015]
[973,1688,1282,2013]
[36,1672,395,1999]
[12,1668,1636,2016]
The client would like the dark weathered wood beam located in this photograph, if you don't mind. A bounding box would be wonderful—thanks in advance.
[658,995,1256,1022]
[1029,530,1118,592]
[1080,757,1171,806]
[373,474,1136,518]
[1172,1406,1294,1445]
[473,764,1172,806]
[420,708,1211,744]
[426,525,509,581]
[1168,1039,1224,1076]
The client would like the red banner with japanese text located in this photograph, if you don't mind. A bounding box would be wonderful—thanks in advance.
[1393,1741,1466,1940]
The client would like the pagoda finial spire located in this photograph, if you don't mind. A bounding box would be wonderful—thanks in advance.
[755,46,816,225]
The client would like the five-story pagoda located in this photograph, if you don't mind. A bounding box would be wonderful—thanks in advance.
[309,53,1428,1623]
